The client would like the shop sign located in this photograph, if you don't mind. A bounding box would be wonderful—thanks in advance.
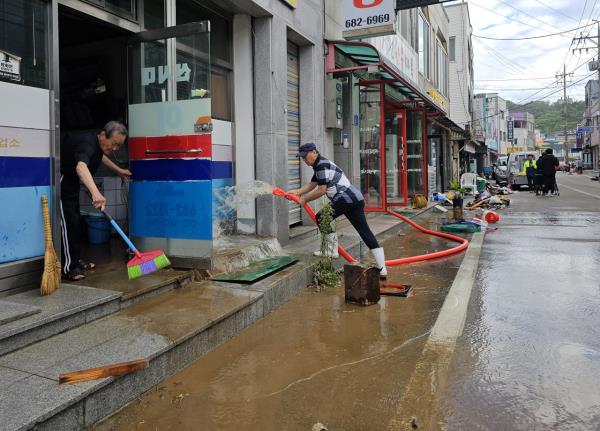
[427,88,446,108]
[0,50,21,82]
[343,0,396,39]
[506,146,524,153]
[507,120,514,140]
[279,0,297,8]
[142,63,191,86]
[370,33,418,85]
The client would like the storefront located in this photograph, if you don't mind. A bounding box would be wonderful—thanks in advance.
[1,0,326,293]
[326,41,448,211]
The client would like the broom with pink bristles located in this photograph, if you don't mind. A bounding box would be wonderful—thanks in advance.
[102,210,170,280]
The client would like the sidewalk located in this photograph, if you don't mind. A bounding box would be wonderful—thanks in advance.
[0,204,438,431]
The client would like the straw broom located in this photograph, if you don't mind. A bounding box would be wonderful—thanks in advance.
[41,195,61,295]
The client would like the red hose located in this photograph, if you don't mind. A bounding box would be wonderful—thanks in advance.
[272,188,468,265]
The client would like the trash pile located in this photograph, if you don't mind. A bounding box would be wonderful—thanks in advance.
[465,189,511,211]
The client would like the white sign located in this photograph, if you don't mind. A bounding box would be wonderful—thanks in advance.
[0,50,21,82]
[369,33,418,85]
[343,0,396,39]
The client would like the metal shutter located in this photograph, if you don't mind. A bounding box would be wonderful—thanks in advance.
[287,41,301,225]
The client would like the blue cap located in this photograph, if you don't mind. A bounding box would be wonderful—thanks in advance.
[297,143,316,157]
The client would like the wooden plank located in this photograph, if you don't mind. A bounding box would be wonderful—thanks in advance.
[59,359,149,385]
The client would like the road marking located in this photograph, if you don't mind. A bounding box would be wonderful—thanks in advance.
[558,183,600,200]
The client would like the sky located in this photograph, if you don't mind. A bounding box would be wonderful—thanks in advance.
[451,0,599,104]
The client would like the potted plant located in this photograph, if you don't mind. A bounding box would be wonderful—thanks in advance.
[450,181,466,221]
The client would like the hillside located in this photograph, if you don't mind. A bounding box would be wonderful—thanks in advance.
[506,100,585,136]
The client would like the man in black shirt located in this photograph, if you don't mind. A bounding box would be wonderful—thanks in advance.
[537,148,559,196]
[60,121,131,280]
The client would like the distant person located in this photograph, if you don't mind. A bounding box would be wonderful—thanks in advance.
[60,121,131,281]
[288,143,388,279]
[523,154,537,192]
[537,148,559,196]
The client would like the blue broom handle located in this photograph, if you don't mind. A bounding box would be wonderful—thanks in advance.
[102,210,139,254]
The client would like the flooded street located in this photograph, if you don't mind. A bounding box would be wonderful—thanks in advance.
[443,174,600,430]
[94,213,467,431]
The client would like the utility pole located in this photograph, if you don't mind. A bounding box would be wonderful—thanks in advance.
[571,20,600,168]
[555,65,573,163]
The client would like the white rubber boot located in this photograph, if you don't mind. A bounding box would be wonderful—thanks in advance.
[313,233,339,258]
[371,247,388,279]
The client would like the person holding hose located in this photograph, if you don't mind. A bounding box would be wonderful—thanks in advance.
[288,143,388,279]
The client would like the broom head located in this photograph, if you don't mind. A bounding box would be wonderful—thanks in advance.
[41,245,60,295]
[127,249,170,280]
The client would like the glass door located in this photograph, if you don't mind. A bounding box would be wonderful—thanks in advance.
[385,110,408,206]
[127,22,214,261]
[406,109,426,197]
[359,85,384,210]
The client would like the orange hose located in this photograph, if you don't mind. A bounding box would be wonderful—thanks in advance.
[272,187,469,265]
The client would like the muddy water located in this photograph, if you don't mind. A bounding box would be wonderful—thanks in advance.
[94,212,467,431]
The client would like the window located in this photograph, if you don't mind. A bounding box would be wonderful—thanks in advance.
[449,37,455,62]
[83,0,136,19]
[500,110,504,120]
[0,0,48,89]
[436,40,448,96]
[400,9,418,51]
[418,13,429,77]
[177,0,232,121]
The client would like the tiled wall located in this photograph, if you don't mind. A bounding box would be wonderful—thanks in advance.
[79,176,129,233]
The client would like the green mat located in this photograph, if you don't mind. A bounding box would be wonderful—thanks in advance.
[440,223,481,233]
[211,256,298,284]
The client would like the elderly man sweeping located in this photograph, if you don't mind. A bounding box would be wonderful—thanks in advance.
[288,143,388,279]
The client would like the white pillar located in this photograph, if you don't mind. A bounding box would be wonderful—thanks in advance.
[233,14,256,234]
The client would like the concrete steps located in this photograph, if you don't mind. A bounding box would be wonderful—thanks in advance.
[0,285,120,357]
[0,269,193,357]
[0,261,312,431]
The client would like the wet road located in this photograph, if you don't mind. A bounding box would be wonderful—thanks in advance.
[94,212,468,431]
[443,173,600,430]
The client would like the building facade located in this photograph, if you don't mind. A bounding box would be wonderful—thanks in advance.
[0,0,473,292]
[510,112,536,152]
[583,79,599,170]
[445,1,474,180]
[0,0,332,293]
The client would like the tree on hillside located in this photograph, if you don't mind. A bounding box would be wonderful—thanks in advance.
[506,99,585,136]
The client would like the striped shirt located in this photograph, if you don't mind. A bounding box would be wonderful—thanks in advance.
[311,154,364,204]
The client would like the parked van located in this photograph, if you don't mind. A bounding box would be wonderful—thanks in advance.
[507,152,539,190]
[493,156,509,186]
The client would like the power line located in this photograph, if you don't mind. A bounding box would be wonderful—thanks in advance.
[473,21,596,41]
[475,86,577,91]
[473,37,536,78]
[514,56,595,106]
[468,72,595,126]
[496,0,573,35]
[477,75,589,82]
[532,0,580,23]
[468,1,573,39]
